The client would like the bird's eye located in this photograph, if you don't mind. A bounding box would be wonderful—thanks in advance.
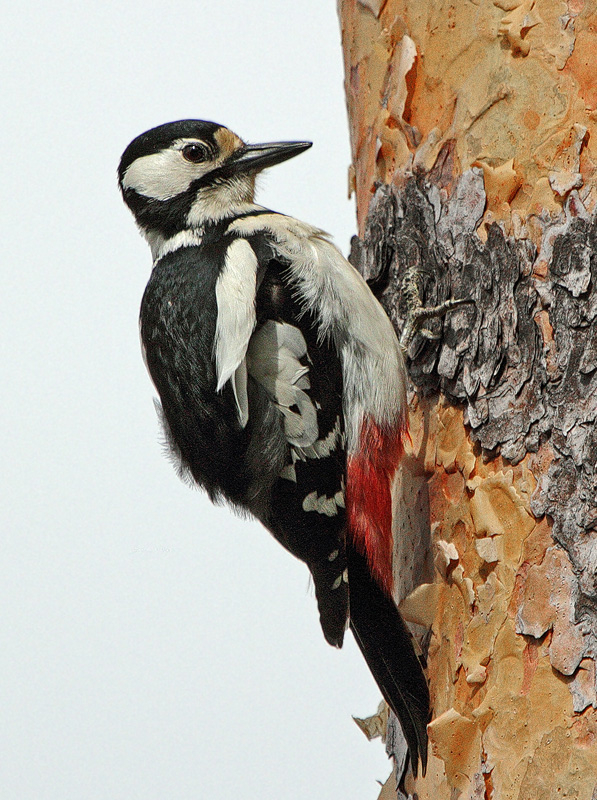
[182,144,208,164]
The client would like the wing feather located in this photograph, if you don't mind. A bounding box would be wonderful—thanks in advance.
[213,238,259,424]
[247,320,318,447]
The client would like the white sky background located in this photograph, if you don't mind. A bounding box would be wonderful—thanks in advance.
[2,3,394,798]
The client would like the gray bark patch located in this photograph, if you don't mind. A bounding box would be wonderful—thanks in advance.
[352,175,597,662]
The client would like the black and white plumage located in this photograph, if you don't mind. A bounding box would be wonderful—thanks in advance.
[119,120,430,779]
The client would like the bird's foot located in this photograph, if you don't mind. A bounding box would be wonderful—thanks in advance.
[399,266,472,351]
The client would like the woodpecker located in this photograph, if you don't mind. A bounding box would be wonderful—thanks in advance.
[118,120,430,777]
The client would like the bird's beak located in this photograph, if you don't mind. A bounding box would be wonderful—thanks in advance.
[228,140,312,174]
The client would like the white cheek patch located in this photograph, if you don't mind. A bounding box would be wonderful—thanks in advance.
[122,148,210,201]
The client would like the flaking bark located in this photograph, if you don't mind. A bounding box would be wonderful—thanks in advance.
[339,1,597,797]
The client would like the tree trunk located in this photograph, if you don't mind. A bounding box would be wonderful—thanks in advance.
[338,2,597,798]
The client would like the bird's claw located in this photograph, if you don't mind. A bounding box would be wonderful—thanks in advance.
[399,268,472,350]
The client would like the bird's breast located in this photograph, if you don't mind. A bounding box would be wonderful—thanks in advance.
[138,244,275,507]
[140,248,220,397]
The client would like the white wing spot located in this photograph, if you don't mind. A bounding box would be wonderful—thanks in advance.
[302,490,340,517]
[331,575,343,591]
[301,416,342,460]
[328,549,339,562]
[279,463,297,482]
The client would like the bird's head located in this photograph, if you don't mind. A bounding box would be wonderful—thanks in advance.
[119,119,311,241]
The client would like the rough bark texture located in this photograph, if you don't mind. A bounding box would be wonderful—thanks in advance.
[338,1,597,798]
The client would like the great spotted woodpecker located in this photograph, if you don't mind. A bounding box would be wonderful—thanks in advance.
[118,120,430,777]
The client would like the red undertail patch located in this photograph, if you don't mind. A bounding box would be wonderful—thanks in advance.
[346,417,407,597]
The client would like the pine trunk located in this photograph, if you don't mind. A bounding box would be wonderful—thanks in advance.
[337,2,597,798]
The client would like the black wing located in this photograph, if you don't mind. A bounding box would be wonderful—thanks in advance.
[247,253,349,647]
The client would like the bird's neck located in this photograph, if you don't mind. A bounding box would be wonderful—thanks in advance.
[186,173,257,227]
[144,173,262,262]
[145,228,204,261]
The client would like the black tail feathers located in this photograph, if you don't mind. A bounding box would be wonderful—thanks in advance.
[347,544,430,778]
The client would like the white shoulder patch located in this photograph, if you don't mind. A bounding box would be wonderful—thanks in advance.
[214,238,259,426]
